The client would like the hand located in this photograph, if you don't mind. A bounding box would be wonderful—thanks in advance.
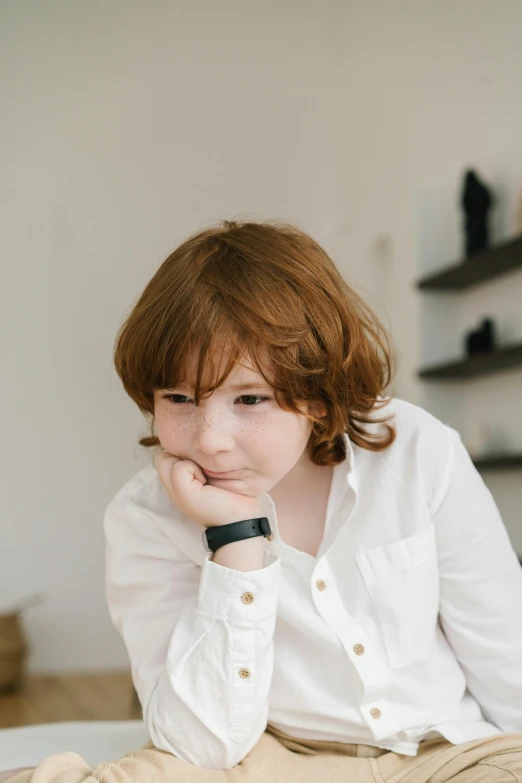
[154,450,261,528]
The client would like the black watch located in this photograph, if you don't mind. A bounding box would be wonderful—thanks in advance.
[202,517,272,553]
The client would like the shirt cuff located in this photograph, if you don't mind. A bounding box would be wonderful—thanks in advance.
[198,549,281,622]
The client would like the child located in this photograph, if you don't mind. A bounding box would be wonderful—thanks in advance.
[7,219,522,782]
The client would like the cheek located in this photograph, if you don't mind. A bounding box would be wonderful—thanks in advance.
[154,409,189,445]
[238,412,308,454]
[236,413,276,448]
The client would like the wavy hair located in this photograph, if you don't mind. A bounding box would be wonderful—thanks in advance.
[113,219,396,466]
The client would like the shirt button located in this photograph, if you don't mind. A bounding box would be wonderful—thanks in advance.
[353,644,365,655]
[239,668,251,679]
[370,708,382,719]
[316,579,326,591]
[241,592,254,604]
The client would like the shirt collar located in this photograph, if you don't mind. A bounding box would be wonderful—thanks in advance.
[341,431,358,496]
[259,431,358,531]
[260,430,358,515]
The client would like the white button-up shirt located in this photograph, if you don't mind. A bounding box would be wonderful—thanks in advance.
[104,397,522,770]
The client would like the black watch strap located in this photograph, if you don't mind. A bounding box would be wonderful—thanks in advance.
[203,517,272,553]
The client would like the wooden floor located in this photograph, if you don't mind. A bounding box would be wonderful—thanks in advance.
[0,671,142,729]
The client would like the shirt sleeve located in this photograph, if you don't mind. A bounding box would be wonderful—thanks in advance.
[432,425,522,733]
[103,496,281,770]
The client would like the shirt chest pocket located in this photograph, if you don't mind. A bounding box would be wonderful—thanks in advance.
[355,526,440,669]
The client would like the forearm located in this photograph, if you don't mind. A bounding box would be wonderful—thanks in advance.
[145,550,281,769]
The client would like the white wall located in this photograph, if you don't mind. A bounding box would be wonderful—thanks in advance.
[1,0,521,673]
[332,1,522,554]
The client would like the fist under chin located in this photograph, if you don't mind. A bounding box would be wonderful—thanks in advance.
[207,476,254,491]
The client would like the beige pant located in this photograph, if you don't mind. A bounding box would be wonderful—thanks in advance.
[3,723,522,783]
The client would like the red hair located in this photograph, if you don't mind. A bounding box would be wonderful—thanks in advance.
[113,219,396,466]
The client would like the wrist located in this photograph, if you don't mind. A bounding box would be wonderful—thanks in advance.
[219,510,261,526]
[210,535,265,571]
[219,501,261,526]
[203,515,271,555]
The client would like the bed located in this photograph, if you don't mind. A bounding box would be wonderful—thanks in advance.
[0,720,149,775]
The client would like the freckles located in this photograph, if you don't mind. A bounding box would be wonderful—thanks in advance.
[169,420,191,437]
[167,421,184,433]
[156,412,189,440]
[238,414,273,447]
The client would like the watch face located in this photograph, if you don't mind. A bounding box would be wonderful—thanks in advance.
[201,528,212,553]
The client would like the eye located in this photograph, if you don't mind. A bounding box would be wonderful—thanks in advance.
[162,394,190,404]
[162,393,270,407]
[238,395,270,406]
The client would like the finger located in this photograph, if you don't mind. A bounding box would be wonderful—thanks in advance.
[152,449,164,470]
[171,459,205,489]
[154,453,181,489]
[192,463,207,485]
[154,450,179,471]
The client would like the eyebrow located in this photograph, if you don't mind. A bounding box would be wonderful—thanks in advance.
[225,382,272,391]
[175,381,271,392]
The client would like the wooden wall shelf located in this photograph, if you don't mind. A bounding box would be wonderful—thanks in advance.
[418,342,522,379]
[472,453,522,470]
[416,235,522,291]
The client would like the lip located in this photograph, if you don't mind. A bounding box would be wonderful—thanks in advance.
[203,468,241,477]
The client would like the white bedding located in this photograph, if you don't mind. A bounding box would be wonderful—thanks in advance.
[0,720,149,771]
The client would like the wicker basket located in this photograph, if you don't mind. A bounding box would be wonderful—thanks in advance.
[0,611,28,693]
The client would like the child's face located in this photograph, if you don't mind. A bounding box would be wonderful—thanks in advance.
[152,349,316,498]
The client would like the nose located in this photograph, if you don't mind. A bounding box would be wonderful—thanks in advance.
[191,409,236,456]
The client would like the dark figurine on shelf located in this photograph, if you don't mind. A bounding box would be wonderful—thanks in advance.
[465,317,496,357]
[461,169,493,257]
